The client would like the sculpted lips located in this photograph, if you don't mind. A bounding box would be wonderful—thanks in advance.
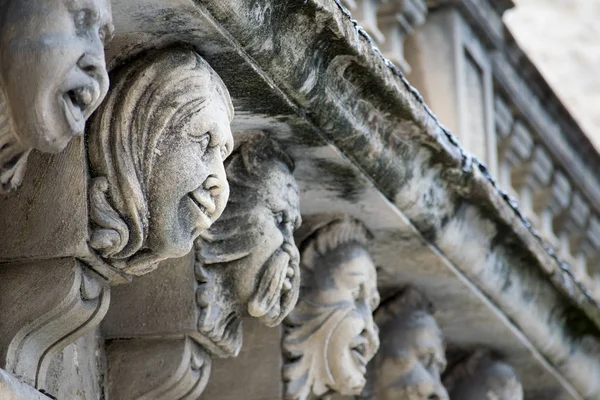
[349,334,370,375]
[188,188,216,231]
[62,83,100,136]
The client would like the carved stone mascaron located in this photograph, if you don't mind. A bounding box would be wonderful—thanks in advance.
[283,215,380,400]
[0,0,113,193]
[87,47,235,277]
[196,131,302,356]
[364,286,448,400]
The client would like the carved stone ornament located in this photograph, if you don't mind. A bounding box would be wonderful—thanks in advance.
[195,131,302,357]
[282,215,380,400]
[443,350,524,400]
[0,259,110,393]
[0,0,113,193]
[362,286,449,400]
[87,47,235,276]
[106,337,210,400]
[0,368,52,400]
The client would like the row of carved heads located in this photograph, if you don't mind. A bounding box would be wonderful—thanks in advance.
[0,5,524,397]
[283,215,524,400]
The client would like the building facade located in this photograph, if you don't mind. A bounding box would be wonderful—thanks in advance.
[1,0,599,399]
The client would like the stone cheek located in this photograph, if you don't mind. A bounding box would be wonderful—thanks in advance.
[0,0,113,193]
[283,215,380,400]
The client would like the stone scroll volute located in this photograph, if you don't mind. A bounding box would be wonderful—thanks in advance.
[282,215,380,400]
[86,47,235,277]
[362,286,449,400]
[195,131,302,357]
[0,0,114,193]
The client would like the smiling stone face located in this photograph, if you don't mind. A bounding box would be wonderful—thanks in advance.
[87,48,234,276]
[0,0,113,152]
[282,215,380,400]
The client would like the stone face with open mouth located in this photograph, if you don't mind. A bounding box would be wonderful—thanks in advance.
[0,0,113,153]
[0,0,114,192]
[87,49,234,276]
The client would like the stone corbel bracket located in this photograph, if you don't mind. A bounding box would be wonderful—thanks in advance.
[0,258,110,392]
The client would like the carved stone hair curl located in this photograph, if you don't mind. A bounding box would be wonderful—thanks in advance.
[87,47,233,273]
[374,285,436,328]
[298,215,371,274]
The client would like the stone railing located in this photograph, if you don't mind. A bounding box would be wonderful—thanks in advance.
[492,31,600,298]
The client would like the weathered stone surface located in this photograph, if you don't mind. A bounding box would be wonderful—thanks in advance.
[0,369,51,400]
[106,337,210,400]
[196,131,302,343]
[283,215,380,399]
[0,258,109,394]
[44,330,105,400]
[444,350,524,400]
[0,0,113,192]
[363,287,448,400]
[202,318,282,400]
[87,47,234,276]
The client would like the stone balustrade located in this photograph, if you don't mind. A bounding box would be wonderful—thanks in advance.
[494,92,600,296]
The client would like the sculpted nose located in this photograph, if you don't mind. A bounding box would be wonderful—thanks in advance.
[78,53,105,77]
[203,174,226,197]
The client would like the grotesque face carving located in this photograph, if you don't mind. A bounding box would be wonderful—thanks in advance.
[0,0,113,152]
[365,287,448,400]
[283,215,380,400]
[87,48,234,276]
[195,132,301,356]
[444,352,523,400]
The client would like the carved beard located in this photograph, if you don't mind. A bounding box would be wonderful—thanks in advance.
[194,242,299,357]
[247,242,300,327]
[195,260,244,358]
[283,301,354,400]
[0,87,30,193]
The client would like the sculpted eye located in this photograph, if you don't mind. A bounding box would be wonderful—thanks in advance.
[273,211,284,226]
[101,24,115,44]
[191,133,211,151]
[73,9,97,33]
[419,353,435,369]
[351,287,361,302]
